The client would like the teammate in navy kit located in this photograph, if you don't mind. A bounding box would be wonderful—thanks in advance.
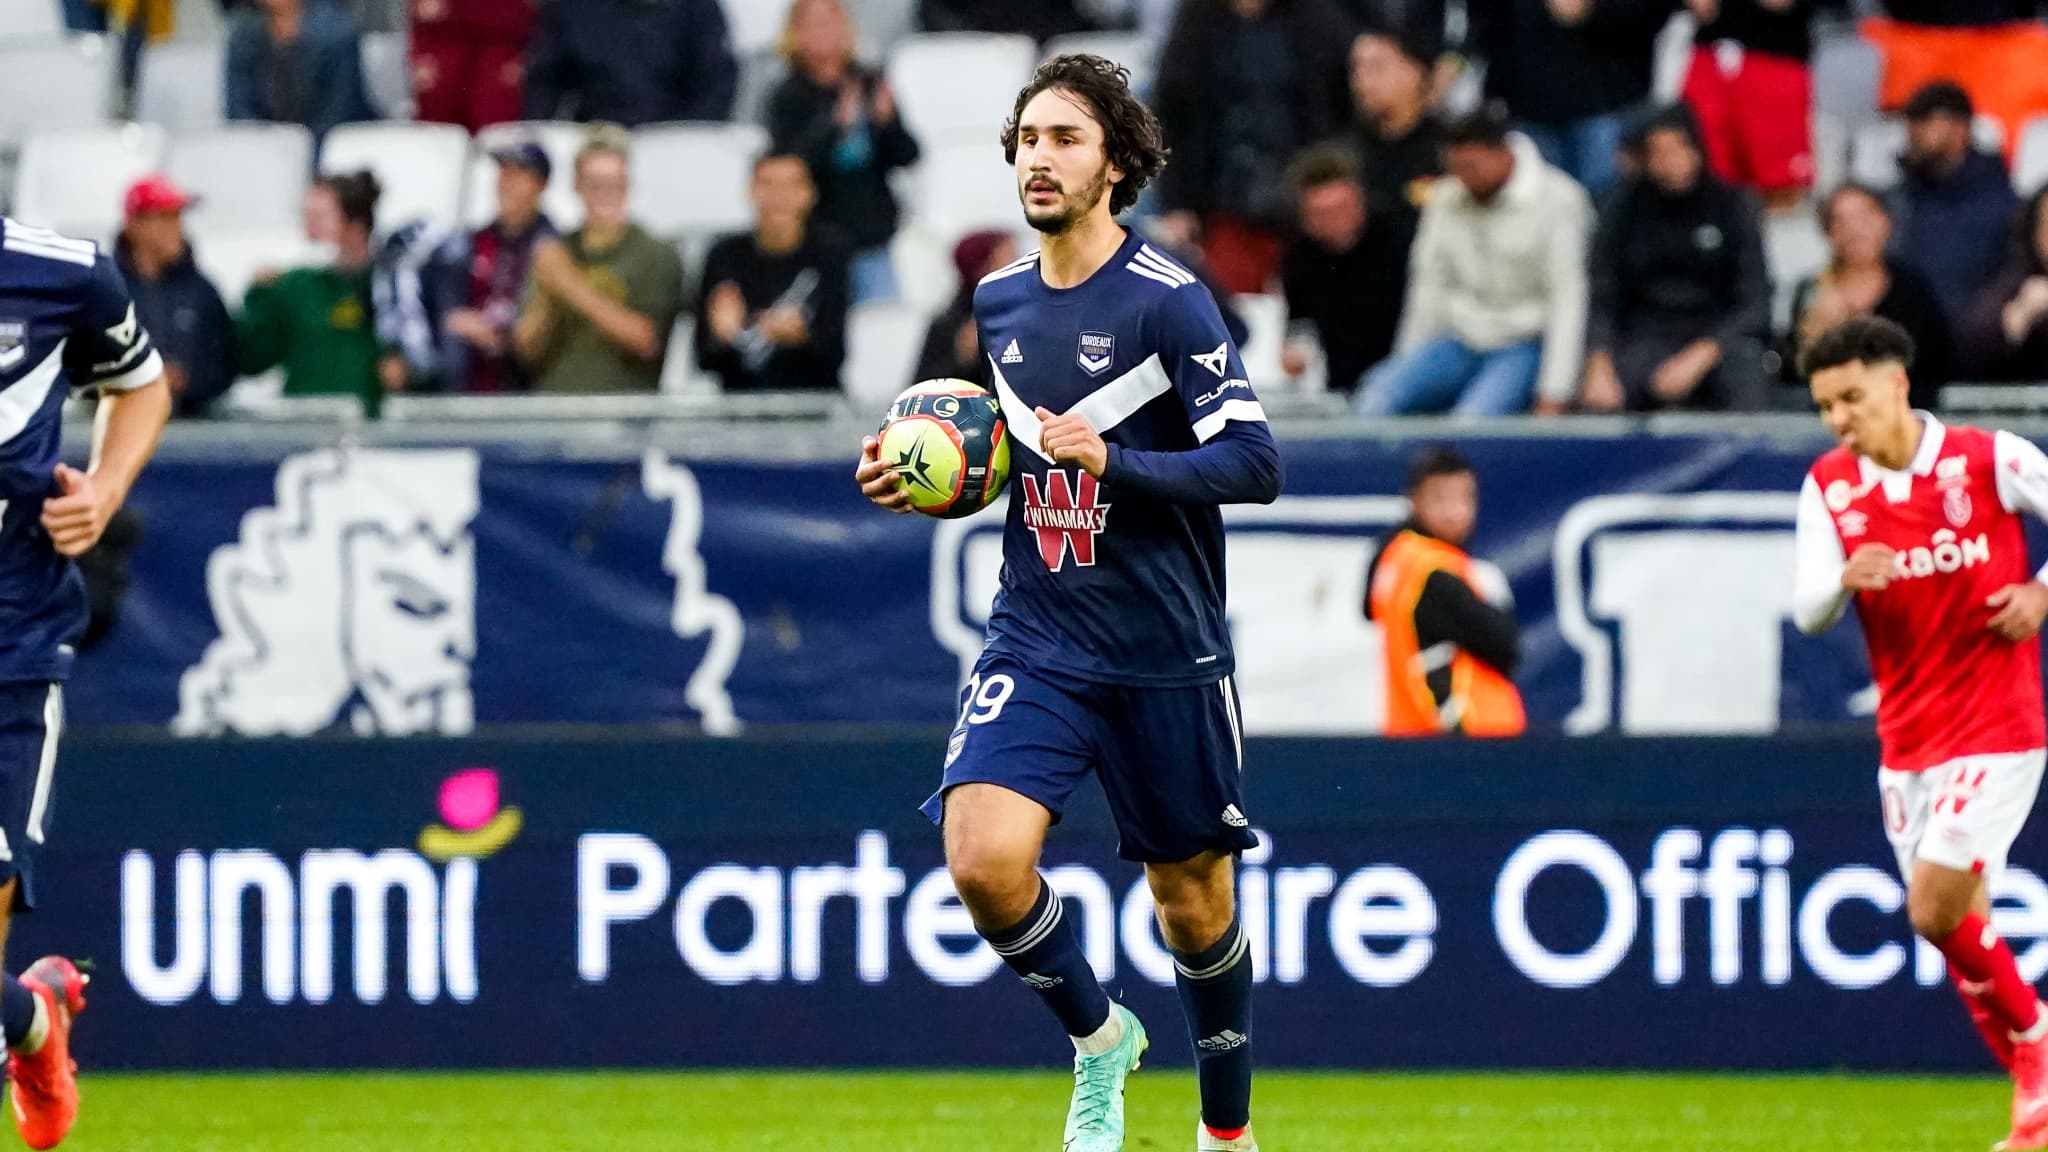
[855,55,1282,1152]
[0,217,171,1148]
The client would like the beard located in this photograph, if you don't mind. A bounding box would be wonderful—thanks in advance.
[1021,161,1112,235]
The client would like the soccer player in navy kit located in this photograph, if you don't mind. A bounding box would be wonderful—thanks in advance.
[856,55,1282,1152]
[0,217,171,1148]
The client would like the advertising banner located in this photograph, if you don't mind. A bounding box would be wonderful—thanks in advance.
[65,430,1903,737]
[35,732,2046,1072]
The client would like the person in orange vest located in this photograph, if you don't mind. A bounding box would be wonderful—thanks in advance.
[1364,446,1527,736]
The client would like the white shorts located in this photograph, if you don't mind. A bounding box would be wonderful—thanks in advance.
[1879,749,2047,881]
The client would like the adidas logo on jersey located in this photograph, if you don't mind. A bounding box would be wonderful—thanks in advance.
[1197,1029,1249,1052]
[1020,973,1064,990]
[1221,804,1248,828]
[1000,339,1024,364]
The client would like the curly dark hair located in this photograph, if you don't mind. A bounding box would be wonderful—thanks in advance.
[314,170,381,232]
[1798,315,1917,379]
[1000,54,1168,217]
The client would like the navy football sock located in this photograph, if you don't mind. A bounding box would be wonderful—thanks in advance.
[1173,915,1253,1134]
[982,876,1113,1040]
[1,974,35,1051]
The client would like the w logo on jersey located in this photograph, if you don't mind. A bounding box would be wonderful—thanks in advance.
[1020,470,1110,571]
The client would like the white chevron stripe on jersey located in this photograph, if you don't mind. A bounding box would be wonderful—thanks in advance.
[0,341,66,446]
[1069,353,1173,436]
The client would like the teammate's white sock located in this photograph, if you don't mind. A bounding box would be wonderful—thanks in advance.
[1072,1008,1126,1055]
[12,993,48,1056]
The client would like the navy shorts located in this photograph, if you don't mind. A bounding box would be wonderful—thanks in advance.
[0,683,60,912]
[920,650,1257,863]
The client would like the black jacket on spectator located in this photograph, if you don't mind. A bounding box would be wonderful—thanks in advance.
[1881,0,2043,25]
[1281,213,1412,393]
[430,216,557,394]
[766,68,921,254]
[695,228,851,392]
[1153,0,1354,222]
[1591,176,1770,350]
[1590,162,1771,409]
[1694,0,1819,60]
[1960,256,2048,381]
[224,0,373,142]
[1353,116,1442,223]
[914,300,982,390]
[1785,259,1953,407]
[116,236,236,418]
[1890,150,2019,325]
[916,0,1096,40]
[525,0,737,126]
[1467,0,1676,125]
[1341,0,1447,44]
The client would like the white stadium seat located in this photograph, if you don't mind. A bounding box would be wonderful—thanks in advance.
[319,121,469,231]
[913,139,1021,249]
[1850,118,1904,189]
[1974,114,2006,157]
[12,124,168,244]
[847,0,915,59]
[1041,32,1155,95]
[465,121,586,232]
[187,224,321,309]
[169,124,314,232]
[359,30,413,120]
[0,35,115,142]
[844,299,931,408]
[2016,115,2048,195]
[1812,31,1882,130]
[629,122,768,239]
[0,0,63,43]
[1812,112,1849,195]
[136,38,226,130]
[886,33,1036,144]
[1763,209,1830,334]
[1234,293,1289,393]
[722,0,796,58]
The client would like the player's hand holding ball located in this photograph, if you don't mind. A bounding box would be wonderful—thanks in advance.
[41,464,116,557]
[855,436,912,514]
[1987,581,2048,641]
[1036,407,1107,478]
[1841,543,1896,592]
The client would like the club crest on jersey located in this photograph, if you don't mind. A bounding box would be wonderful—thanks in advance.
[1945,486,1973,527]
[1824,479,1853,513]
[1076,331,1114,376]
[1020,469,1110,571]
[0,320,24,372]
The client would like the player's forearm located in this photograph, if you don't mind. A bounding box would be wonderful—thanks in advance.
[1102,429,1282,506]
[89,378,171,507]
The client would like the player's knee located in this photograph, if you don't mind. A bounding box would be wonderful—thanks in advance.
[945,843,1038,926]
[1907,882,1970,941]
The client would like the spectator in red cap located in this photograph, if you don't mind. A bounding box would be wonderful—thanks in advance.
[409,0,535,133]
[116,175,237,418]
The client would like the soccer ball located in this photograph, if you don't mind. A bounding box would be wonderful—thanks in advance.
[877,380,1011,519]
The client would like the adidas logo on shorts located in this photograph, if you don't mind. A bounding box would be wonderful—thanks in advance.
[1000,339,1024,364]
[1221,804,1248,828]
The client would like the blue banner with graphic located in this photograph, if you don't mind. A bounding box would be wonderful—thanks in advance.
[57,430,1901,736]
[27,731,2048,1072]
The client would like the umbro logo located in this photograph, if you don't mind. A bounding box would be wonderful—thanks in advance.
[1191,342,1228,377]
[1221,804,1247,828]
[1000,339,1024,364]
[1197,1029,1248,1051]
[1020,972,1064,990]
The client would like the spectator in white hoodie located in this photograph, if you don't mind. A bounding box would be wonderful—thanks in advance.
[1354,106,1591,418]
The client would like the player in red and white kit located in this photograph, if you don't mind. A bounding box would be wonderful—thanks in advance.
[1794,317,2048,1149]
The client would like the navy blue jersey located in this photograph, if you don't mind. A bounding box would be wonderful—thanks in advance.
[975,230,1282,687]
[0,219,162,683]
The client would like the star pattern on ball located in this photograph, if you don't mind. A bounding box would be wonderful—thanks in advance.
[893,434,945,496]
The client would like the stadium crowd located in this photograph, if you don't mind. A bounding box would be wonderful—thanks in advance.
[14,0,2048,417]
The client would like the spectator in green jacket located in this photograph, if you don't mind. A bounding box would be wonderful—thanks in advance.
[236,171,398,416]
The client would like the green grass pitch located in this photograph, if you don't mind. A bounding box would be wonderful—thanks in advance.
[56,1070,2011,1151]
